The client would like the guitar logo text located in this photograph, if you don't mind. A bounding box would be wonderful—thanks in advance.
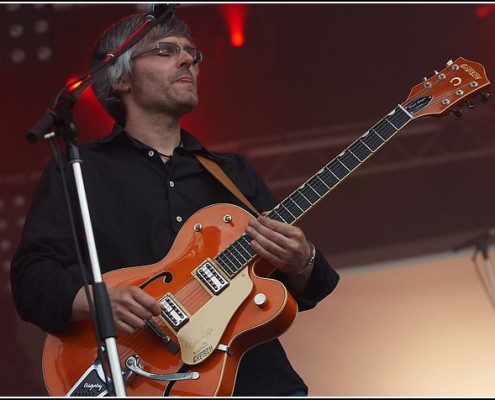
[460,63,482,80]
[83,383,104,392]
[193,345,213,363]
[450,77,462,86]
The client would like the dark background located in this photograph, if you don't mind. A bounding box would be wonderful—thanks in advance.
[1,3,494,395]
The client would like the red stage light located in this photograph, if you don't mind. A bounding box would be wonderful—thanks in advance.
[476,4,495,19]
[218,4,249,48]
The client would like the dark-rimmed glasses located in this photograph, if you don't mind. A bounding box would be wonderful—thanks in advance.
[131,42,204,65]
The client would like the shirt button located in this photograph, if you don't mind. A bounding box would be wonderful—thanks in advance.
[176,216,182,222]
[169,181,175,187]
[148,150,154,157]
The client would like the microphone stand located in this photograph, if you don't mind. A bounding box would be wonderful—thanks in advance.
[26,4,179,397]
[454,228,495,304]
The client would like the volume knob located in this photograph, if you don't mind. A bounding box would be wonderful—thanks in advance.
[254,293,267,307]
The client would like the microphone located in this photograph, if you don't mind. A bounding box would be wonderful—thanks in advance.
[146,3,179,21]
[26,93,76,142]
[453,228,495,252]
[26,111,57,142]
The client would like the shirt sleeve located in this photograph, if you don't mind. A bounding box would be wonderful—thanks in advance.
[10,159,87,333]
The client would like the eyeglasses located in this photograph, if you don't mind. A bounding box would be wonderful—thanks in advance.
[131,41,204,65]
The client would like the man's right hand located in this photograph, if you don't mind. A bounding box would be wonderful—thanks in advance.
[72,285,163,335]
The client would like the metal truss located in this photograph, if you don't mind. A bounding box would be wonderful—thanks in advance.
[211,104,495,193]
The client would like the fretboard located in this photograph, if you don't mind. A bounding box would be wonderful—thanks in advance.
[215,105,413,278]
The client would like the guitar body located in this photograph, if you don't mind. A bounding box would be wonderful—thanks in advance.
[42,203,298,397]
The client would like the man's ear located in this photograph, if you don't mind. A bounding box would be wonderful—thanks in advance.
[114,76,131,93]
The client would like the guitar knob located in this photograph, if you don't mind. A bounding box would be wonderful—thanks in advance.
[254,293,267,307]
[466,100,476,109]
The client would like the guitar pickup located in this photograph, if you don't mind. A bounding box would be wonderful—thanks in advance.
[159,294,189,331]
[195,259,229,295]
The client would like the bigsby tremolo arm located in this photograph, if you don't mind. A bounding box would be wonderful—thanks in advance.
[125,355,199,381]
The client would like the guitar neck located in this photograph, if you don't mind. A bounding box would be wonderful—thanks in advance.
[268,105,413,225]
[215,105,413,278]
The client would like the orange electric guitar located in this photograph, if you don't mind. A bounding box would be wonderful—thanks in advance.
[42,57,490,397]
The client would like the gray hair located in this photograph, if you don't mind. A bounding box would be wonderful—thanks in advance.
[90,12,193,125]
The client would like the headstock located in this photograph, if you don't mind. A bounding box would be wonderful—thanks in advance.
[401,57,490,119]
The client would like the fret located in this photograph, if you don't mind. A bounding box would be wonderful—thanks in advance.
[337,157,351,172]
[268,208,284,223]
[234,237,255,259]
[351,139,372,160]
[239,235,256,258]
[213,234,256,280]
[293,189,314,208]
[384,116,399,130]
[328,159,348,180]
[358,137,374,153]
[347,148,362,163]
[339,150,360,170]
[280,203,297,221]
[225,247,243,266]
[362,130,384,151]
[270,206,290,223]
[279,202,298,222]
[374,120,395,141]
[349,139,373,163]
[371,127,386,141]
[287,196,305,213]
[391,107,411,127]
[315,173,331,189]
[307,175,330,197]
[231,244,249,263]
[318,168,339,189]
[216,252,237,276]
[301,183,322,204]
[328,168,341,182]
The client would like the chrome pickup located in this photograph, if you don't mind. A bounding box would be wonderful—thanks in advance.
[195,260,229,295]
[159,294,189,331]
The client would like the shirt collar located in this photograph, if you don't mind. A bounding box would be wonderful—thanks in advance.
[95,123,228,164]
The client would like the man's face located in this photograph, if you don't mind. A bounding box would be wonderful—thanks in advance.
[124,35,201,118]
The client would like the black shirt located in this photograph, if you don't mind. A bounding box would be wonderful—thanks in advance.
[10,124,340,396]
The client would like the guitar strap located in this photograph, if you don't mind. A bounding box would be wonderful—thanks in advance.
[195,154,260,216]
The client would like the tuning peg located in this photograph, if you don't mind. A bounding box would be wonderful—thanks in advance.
[466,100,476,109]
[479,92,490,103]
[452,109,463,119]
[434,70,439,75]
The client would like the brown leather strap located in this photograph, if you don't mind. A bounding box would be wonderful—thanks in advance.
[195,154,260,216]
